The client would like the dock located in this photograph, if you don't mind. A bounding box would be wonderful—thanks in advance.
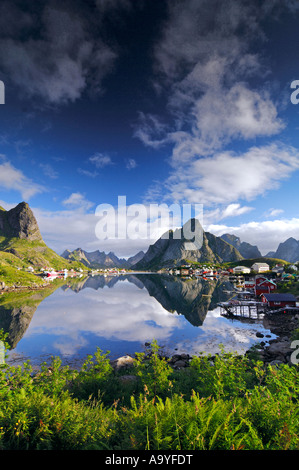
[218,289,266,320]
[218,299,266,320]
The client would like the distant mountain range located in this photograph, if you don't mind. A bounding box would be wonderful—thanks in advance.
[61,247,145,269]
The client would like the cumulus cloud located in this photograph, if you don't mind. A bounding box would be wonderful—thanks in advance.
[0,160,44,199]
[167,84,283,160]
[161,143,299,206]
[218,204,254,220]
[0,2,119,105]
[33,204,151,257]
[146,0,284,153]
[137,0,294,212]
[62,192,94,212]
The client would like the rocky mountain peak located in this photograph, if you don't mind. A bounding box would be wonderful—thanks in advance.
[134,219,243,269]
[270,237,299,263]
[220,233,261,259]
[0,201,43,242]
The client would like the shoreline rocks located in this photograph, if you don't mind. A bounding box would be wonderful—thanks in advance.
[111,313,299,373]
[250,312,299,365]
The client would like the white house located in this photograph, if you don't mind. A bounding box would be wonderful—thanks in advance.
[251,262,270,273]
[233,266,251,274]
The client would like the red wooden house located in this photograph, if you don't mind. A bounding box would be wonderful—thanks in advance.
[261,293,297,308]
[244,279,255,289]
[255,277,277,297]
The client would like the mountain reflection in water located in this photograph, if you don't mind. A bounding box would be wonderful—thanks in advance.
[0,274,275,367]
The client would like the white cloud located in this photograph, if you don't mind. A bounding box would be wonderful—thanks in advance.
[33,199,187,257]
[169,84,283,157]
[206,218,299,255]
[264,208,285,218]
[143,0,284,156]
[219,204,254,220]
[62,192,94,211]
[163,143,299,205]
[137,0,291,212]
[0,160,44,200]
[33,207,101,254]
[200,204,254,226]
[89,152,113,168]
[153,0,271,82]
[33,204,152,257]
[134,113,170,149]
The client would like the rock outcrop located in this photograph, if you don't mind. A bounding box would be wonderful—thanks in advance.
[220,233,261,259]
[0,202,43,242]
[0,202,82,269]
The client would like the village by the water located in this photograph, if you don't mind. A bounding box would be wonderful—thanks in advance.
[166,261,299,318]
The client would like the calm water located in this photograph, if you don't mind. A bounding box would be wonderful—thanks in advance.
[1,274,276,368]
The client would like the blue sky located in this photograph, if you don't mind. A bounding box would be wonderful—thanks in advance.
[0,0,299,257]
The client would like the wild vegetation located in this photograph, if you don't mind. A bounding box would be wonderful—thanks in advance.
[0,338,298,450]
[278,278,299,296]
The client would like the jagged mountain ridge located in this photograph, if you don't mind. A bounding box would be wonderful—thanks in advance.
[220,233,261,259]
[61,247,145,269]
[266,237,299,263]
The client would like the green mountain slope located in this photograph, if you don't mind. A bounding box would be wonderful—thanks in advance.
[0,202,85,282]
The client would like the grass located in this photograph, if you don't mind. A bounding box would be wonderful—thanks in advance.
[0,236,87,288]
[0,237,84,270]
[0,264,45,287]
[0,235,86,272]
[0,339,298,450]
